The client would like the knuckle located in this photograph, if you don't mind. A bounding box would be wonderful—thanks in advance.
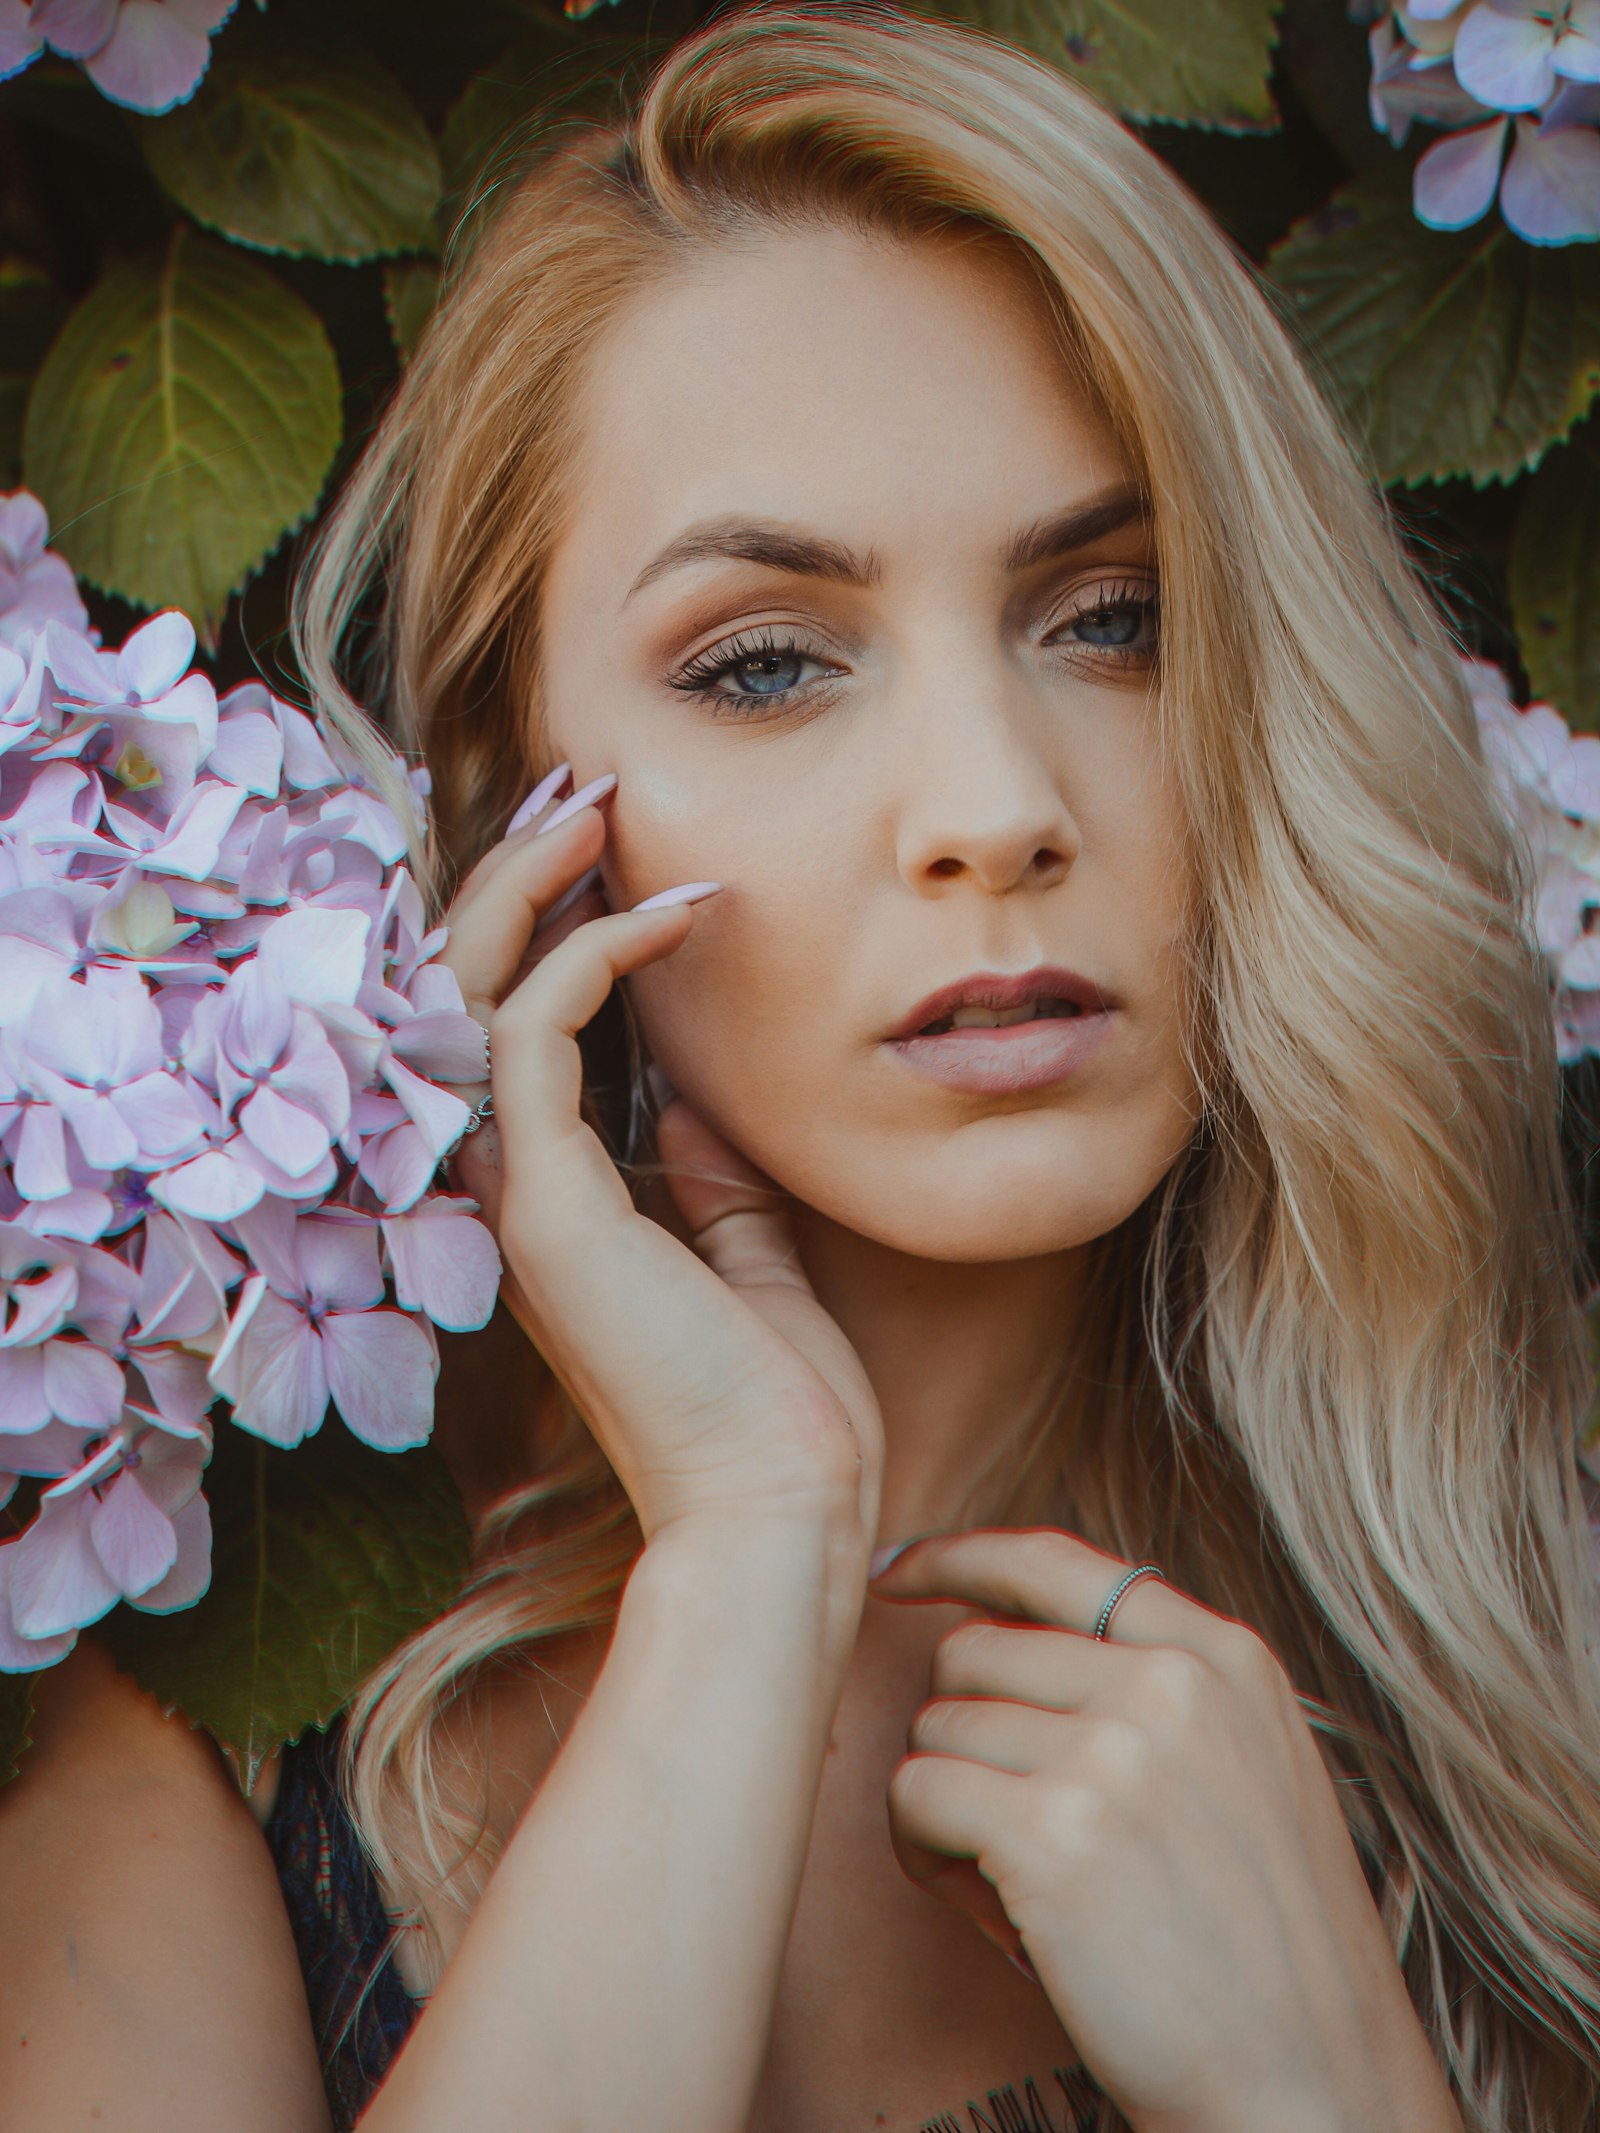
[1079,1711,1155,1790]
[1139,1645,1211,1725]
[1218,1621,1289,1698]
[907,1697,973,1753]
[1033,1778,1111,1867]
[930,1619,999,1686]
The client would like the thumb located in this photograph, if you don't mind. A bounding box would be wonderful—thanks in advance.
[654,1097,806,1294]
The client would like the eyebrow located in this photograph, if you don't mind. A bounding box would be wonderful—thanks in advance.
[623,484,1149,603]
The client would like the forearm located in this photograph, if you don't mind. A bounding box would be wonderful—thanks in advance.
[360,1511,864,2133]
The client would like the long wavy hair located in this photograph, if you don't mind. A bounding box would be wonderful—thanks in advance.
[291,6,1600,2124]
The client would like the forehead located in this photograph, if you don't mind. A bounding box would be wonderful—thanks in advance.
[554,221,1130,573]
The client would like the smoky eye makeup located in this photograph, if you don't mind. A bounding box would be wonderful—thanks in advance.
[664,571,1160,722]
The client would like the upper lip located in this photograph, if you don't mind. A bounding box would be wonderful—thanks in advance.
[886,964,1113,1040]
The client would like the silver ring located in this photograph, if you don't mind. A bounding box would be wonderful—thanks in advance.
[1092,1563,1165,1641]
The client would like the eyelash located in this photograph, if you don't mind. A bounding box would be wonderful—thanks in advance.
[667,578,1160,721]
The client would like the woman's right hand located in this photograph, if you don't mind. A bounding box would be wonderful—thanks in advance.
[438,774,884,1561]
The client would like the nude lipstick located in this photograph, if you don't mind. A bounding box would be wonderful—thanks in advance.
[883,964,1116,1095]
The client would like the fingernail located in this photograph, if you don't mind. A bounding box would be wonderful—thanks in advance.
[631,881,722,912]
[1006,1949,1041,1986]
[537,773,618,836]
[868,1539,915,1579]
[505,763,572,836]
[538,864,603,927]
[644,1062,678,1108]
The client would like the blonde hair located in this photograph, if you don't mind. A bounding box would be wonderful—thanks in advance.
[292,7,1600,2123]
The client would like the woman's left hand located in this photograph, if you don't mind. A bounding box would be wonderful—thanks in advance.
[872,1528,1464,2133]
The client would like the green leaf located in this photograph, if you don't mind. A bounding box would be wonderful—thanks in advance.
[101,1418,471,1794]
[916,0,1281,130]
[1511,421,1600,733]
[0,1671,36,1789]
[22,229,342,644]
[137,41,441,264]
[1267,174,1600,489]
[384,259,441,363]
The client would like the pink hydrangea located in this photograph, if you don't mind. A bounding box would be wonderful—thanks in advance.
[0,493,500,1673]
[0,0,235,116]
[1367,4,1600,241]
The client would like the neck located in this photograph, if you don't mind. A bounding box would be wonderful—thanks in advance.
[793,1205,1088,1545]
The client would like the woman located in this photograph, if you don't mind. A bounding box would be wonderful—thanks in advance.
[5,4,1600,2128]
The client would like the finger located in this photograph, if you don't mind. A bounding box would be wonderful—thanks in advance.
[886,1749,1026,1893]
[869,1527,1220,1654]
[911,1693,1075,1777]
[441,809,608,1021]
[928,1620,1106,1710]
[490,894,719,1195]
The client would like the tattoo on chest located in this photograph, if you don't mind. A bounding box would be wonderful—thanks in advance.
[917,2058,1104,2133]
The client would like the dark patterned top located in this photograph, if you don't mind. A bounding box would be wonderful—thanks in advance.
[265,1717,1109,2133]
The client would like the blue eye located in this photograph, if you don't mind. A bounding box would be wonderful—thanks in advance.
[669,628,840,718]
[1052,577,1159,667]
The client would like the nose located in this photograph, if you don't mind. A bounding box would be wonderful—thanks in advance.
[894,682,1079,899]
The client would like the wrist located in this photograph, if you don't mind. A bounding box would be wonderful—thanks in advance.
[638,1502,868,1670]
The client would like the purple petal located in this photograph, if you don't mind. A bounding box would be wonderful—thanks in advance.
[389,1008,490,1084]
[358,1120,438,1214]
[277,703,339,790]
[1501,109,1600,237]
[130,1346,211,1429]
[295,1215,382,1314]
[8,1490,119,1637]
[1414,116,1509,227]
[0,6,46,84]
[148,1146,265,1223]
[269,1013,353,1135]
[112,1070,205,1163]
[1454,1,1558,109]
[208,708,282,795]
[255,905,371,1009]
[33,0,119,60]
[381,1055,471,1160]
[117,1422,207,1515]
[227,1133,337,1204]
[116,609,194,702]
[0,1259,76,1348]
[81,0,218,111]
[239,1082,333,1179]
[128,1488,210,1613]
[41,1338,124,1427]
[0,1543,75,1669]
[221,1288,327,1447]
[12,1104,71,1201]
[382,1202,500,1331]
[90,1466,177,1596]
[15,1185,113,1241]
[139,779,243,880]
[320,1308,436,1449]
[0,1346,47,1432]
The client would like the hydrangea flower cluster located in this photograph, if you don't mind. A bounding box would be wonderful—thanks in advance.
[1468,654,1600,1059]
[1359,0,1600,242]
[0,491,499,1675]
[0,0,234,117]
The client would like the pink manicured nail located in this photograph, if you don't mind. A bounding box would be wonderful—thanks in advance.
[537,773,618,836]
[1006,1949,1041,1986]
[868,1539,914,1579]
[631,881,722,912]
[644,1062,678,1108]
[505,762,572,836]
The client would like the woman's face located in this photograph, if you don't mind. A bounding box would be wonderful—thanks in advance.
[537,222,1200,1263]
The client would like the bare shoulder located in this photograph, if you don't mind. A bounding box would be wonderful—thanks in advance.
[0,1640,329,2133]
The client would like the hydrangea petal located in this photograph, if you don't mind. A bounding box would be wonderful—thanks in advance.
[0,5,46,83]
[1415,116,1509,226]
[239,1082,333,1179]
[9,1490,119,1637]
[225,1289,328,1448]
[83,0,218,112]
[90,1466,177,1596]
[1501,110,1600,238]
[33,0,120,60]
[382,1202,500,1331]
[254,905,370,1009]
[1454,0,1558,109]
[148,1146,264,1222]
[321,1309,435,1450]
[41,1338,125,1426]
[0,1345,47,1432]
[296,1215,383,1314]
[129,1489,210,1613]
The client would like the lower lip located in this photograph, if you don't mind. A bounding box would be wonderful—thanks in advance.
[885,1011,1115,1094]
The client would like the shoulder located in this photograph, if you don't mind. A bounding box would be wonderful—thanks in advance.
[0,1640,329,2133]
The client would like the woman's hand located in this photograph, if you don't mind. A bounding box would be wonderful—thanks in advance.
[436,768,884,1563]
[871,1529,1464,2133]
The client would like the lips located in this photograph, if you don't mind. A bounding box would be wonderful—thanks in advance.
[886,965,1111,1042]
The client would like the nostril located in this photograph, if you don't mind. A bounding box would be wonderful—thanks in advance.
[928,856,963,879]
